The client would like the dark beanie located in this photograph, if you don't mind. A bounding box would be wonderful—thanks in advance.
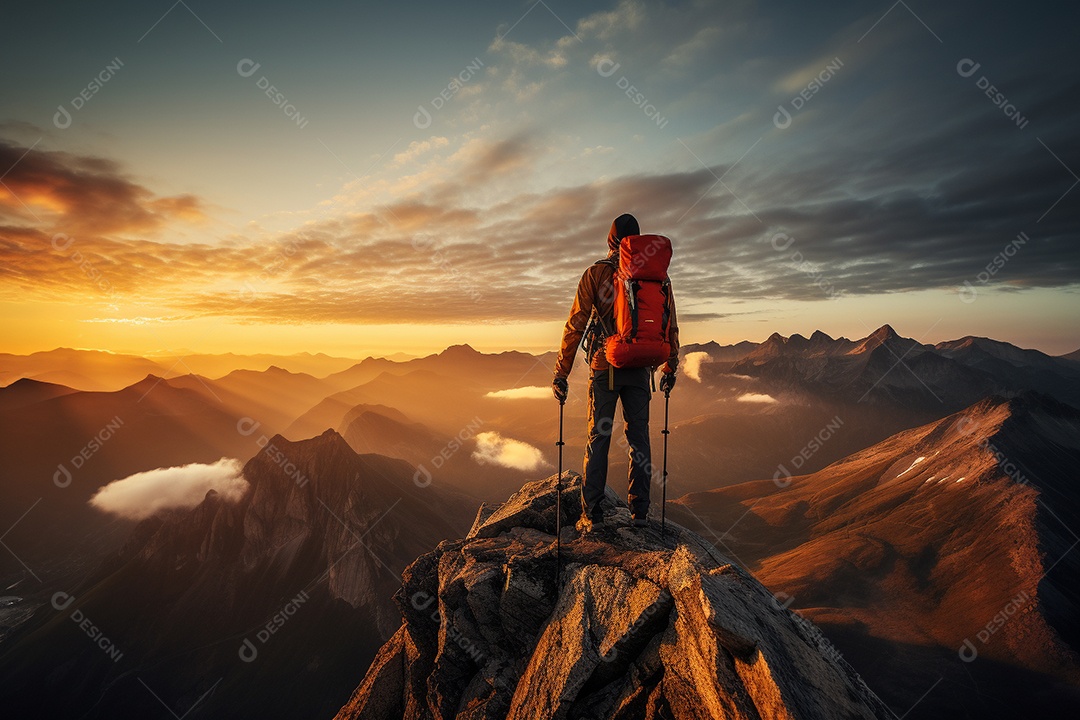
[607,213,640,252]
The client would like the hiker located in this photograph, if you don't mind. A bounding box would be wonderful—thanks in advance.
[552,213,679,529]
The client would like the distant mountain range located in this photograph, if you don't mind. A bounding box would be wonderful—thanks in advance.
[723,324,1080,411]
[0,348,380,392]
[4,326,1079,590]
[2,328,1079,718]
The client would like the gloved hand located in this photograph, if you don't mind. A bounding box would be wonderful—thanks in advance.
[659,372,676,395]
[552,376,569,403]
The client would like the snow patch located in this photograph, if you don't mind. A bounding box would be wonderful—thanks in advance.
[897,456,927,477]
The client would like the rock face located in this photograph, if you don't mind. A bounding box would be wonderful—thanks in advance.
[335,474,894,720]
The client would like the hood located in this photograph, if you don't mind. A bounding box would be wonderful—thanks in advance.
[607,213,640,253]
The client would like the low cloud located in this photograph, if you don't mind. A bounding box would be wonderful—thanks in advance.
[472,431,550,471]
[737,392,778,404]
[485,386,549,399]
[682,351,712,382]
[89,457,248,520]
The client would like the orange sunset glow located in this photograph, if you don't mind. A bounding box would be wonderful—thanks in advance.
[2,2,1079,719]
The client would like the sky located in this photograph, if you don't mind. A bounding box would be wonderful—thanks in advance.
[1,0,1078,357]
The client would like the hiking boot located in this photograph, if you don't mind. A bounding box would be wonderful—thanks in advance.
[576,512,603,533]
[631,516,649,528]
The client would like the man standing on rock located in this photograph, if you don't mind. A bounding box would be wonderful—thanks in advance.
[552,213,679,530]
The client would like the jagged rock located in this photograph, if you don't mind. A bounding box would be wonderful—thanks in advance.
[335,473,895,720]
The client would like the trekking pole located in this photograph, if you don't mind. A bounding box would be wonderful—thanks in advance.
[662,387,670,536]
[556,397,565,586]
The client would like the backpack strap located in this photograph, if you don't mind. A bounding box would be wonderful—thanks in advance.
[591,257,618,336]
[660,278,671,335]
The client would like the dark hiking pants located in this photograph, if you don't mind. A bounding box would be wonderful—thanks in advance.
[581,366,652,520]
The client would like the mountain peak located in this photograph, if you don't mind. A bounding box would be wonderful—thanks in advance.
[124,374,168,393]
[3,377,61,390]
[850,324,909,355]
[335,475,893,720]
[440,343,481,357]
[870,323,898,340]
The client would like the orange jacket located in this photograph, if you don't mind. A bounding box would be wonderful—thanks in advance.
[554,254,680,379]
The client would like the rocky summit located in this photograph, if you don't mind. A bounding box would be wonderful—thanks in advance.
[334,473,895,720]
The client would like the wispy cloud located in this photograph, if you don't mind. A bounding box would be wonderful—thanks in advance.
[737,393,778,404]
[485,386,549,399]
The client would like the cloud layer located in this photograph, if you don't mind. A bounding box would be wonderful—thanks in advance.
[472,431,549,471]
[89,458,248,520]
[1,0,1077,334]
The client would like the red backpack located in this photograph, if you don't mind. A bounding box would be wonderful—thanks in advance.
[604,234,674,368]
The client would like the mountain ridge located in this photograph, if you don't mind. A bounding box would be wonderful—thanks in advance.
[670,391,1080,718]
